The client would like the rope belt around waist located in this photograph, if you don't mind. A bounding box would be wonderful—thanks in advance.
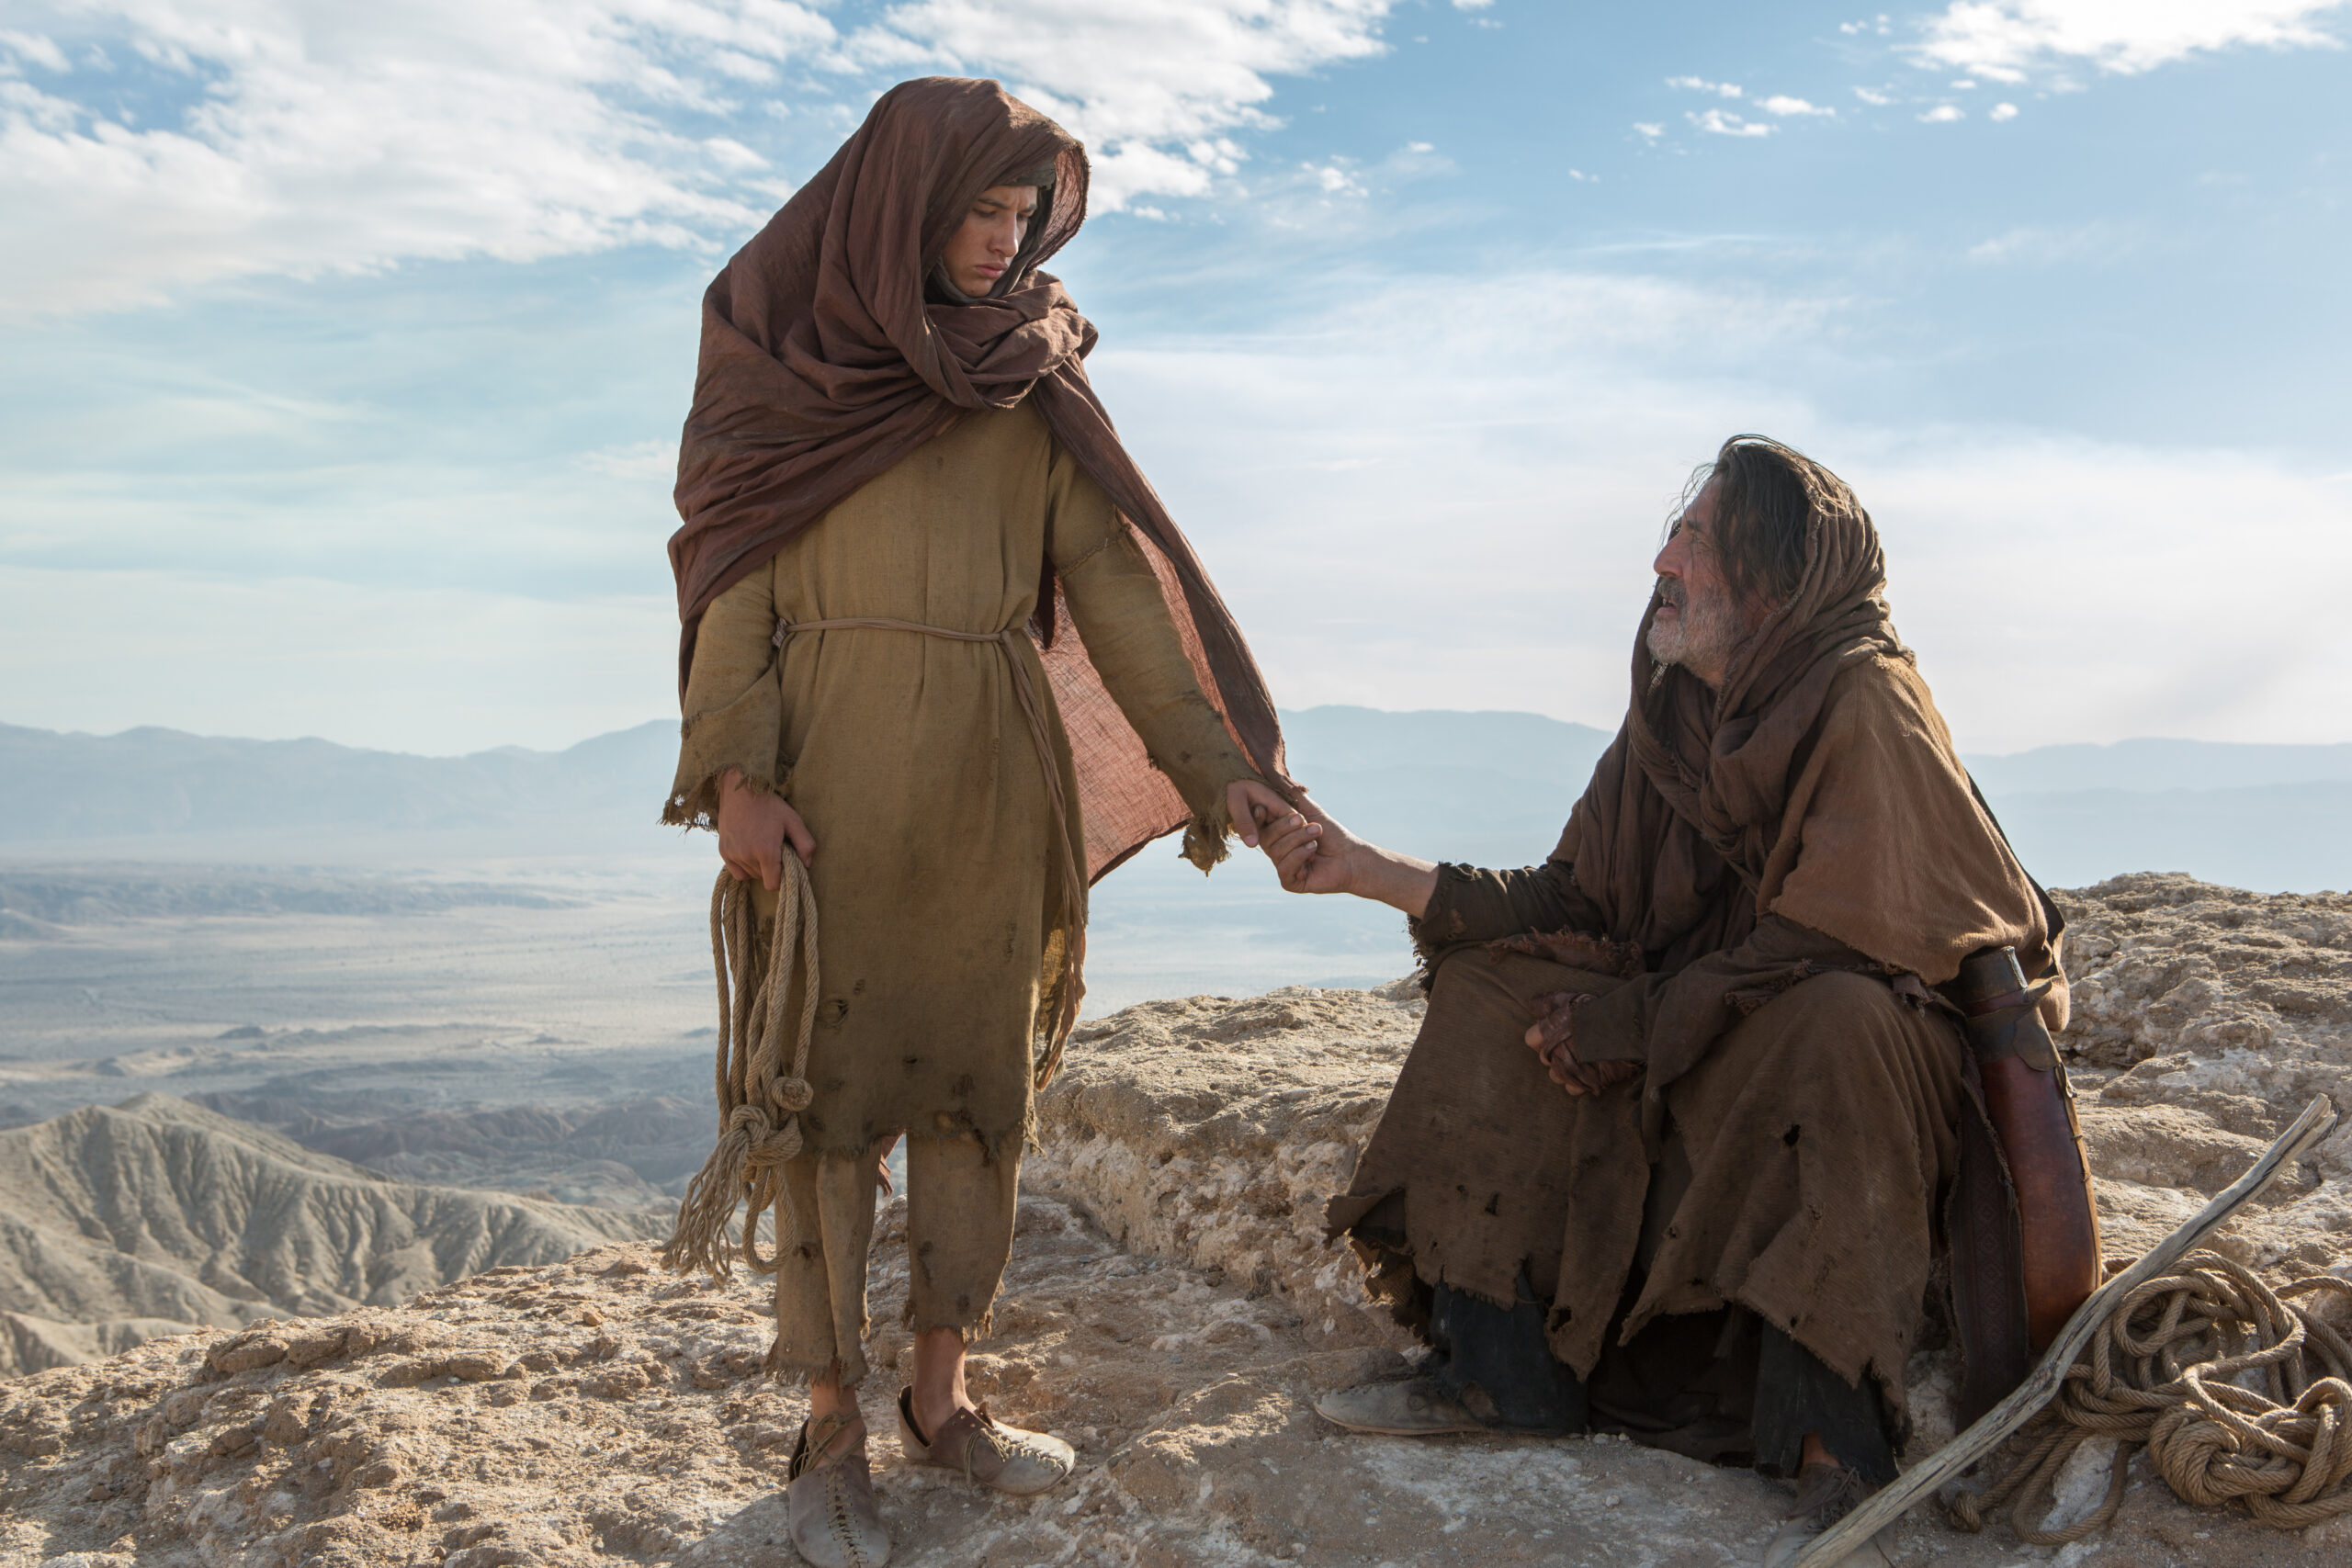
[773,615,1086,968]
[657,614,1091,1284]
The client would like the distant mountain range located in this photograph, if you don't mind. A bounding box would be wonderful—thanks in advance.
[0,718,675,841]
[4,707,2347,892]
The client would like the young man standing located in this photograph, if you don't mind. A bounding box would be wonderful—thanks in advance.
[661,77,1296,1568]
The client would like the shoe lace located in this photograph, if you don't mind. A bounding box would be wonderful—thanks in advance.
[961,1409,1012,1483]
[823,1466,876,1568]
[958,1403,1056,1484]
[791,1410,859,1481]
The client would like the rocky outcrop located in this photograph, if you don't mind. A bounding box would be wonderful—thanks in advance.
[1032,875,2352,1344]
[2,875,2348,1565]
[0,1096,661,1377]
[2054,874,2352,1272]
[1028,978,1425,1352]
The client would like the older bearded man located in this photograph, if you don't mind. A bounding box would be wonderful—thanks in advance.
[1253,436,2092,1564]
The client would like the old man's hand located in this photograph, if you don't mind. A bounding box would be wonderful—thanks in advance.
[1523,991,1636,1096]
[1251,787,1363,896]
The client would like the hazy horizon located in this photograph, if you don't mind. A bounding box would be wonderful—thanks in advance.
[17,704,2352,769]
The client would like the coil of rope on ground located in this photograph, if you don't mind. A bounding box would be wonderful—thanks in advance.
[661,857,822,1280]
[1948,1248,2352,1542]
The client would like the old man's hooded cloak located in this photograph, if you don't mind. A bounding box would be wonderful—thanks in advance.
[1331,463,2064,1441]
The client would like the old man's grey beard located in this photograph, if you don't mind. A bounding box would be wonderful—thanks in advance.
[1646,578,1741,675]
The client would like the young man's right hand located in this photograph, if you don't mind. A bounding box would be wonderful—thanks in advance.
[716,768,817,891]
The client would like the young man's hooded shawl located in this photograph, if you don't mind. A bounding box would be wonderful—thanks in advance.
[666,76,1290,882]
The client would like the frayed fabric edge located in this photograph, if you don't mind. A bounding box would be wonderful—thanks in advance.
[765,1339,865,1392]
[660,765,787,832]
[1179,796,1238,874]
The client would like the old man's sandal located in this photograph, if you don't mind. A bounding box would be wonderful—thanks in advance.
[1761,1460,1892,1568]
[785,1411,890,1568]
[1314,1373,1574,1437]
[895,1387,1075,1495]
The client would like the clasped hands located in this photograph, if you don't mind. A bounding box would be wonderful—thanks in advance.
[1521,990,1637,1097]
[1241,790,1635,1099]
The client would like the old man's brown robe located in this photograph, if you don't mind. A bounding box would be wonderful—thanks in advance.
[1330,489,2063,1450]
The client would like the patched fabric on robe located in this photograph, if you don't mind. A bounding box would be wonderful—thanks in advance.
[1329,931,1965,1427]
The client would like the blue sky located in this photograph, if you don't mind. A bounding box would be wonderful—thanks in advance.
[3,1,2347,755]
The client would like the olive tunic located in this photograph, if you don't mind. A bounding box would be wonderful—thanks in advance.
[666,400,1257,1160]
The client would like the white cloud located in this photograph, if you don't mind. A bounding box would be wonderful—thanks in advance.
[1085,273,2352,753]
[1690,107,1773,137]
[1919,103,1965,121]
[582,440,680,480]
[838,1,1397,210]
[1669,79,1831,127]
[1856,442,2352,749]
[1301,159,1363,195]
[1,28,71,71]
[12,264,2347,755]
[1966,221,2116,263]
[1912,1,2348,84]
[1989,99,2019,118]
[0,1,831,314]
[1853,85,1894,104]
[1632,121,1664,140]
[1,1,1406,312]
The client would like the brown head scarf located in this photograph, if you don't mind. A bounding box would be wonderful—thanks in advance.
[1561,437,2056,992]
[668,77,1290,877]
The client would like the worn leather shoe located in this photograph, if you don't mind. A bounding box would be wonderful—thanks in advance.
[786,1412,890,1568]
[896,1387,1074,1495]
[1762,1460,1890,1568]
[1312,1374,1503,1436]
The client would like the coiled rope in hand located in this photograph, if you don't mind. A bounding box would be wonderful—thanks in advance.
[1950,1249,2352,1541]
[662,858,821,1280]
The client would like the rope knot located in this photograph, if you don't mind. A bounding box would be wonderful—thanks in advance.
[1950,1250,2352,1541]
[663,862,825,1281]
